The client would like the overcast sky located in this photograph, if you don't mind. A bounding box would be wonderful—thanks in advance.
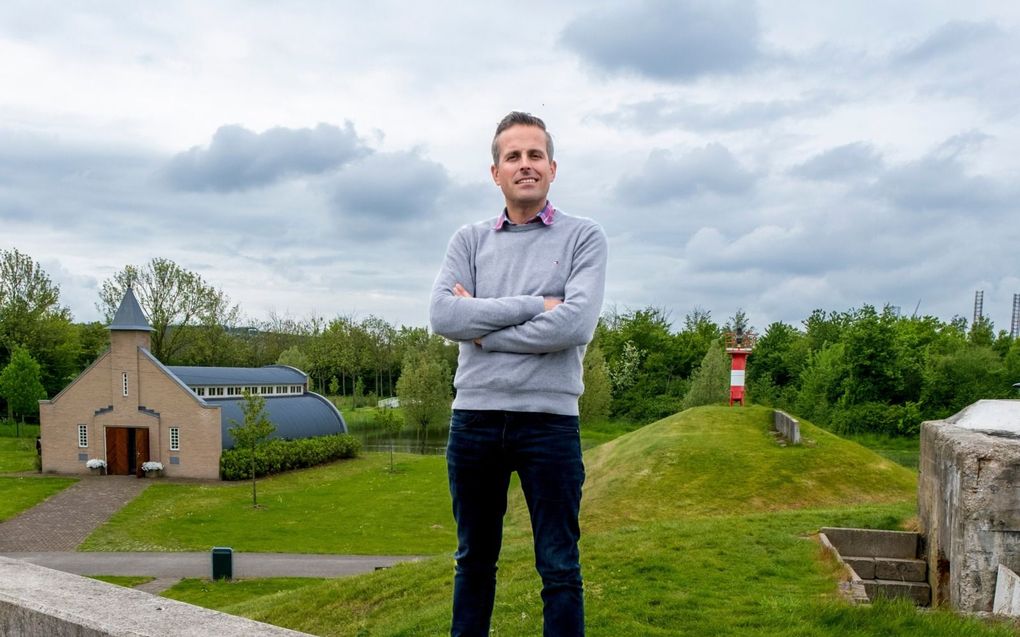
[3,1,1019,334]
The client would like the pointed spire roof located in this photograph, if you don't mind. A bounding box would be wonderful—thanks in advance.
[108,287,154,332]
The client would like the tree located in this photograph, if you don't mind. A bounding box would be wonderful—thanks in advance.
[794,343,848,426]
[746,321,808,408]
[396,349,452,453]
[724,308,752,336]
[0,347,47,434]
[681,345,730,409]
[97,258,240,363]
[0,248,77,396]
[579,344,612,425]
[921,346,1010,419]
[227,390,276,507]
[276,345,311,372]
[374,407,404,472]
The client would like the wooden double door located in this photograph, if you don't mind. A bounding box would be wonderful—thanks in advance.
[105,427,150,477]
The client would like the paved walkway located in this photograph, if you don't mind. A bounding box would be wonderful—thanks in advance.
[0,475,149,551]
[1,552,421,578]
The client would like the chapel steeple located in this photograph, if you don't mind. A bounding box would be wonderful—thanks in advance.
[108,287,154,333]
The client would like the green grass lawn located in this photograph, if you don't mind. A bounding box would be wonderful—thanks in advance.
[0,437,39,473]
[82,405,1007,635]
[81,453,454,554]
[163,577,325,609]
[845,433,921,470]
[90,575,155,588]
[0,421,40,439]
[161,505,1015,637]
[579,418,648,449]
[0,476,77,522]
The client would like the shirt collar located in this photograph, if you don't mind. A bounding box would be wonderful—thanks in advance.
[493,201,556,230]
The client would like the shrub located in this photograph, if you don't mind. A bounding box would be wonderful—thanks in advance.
[829,402,912,436]
[220,434,361,480]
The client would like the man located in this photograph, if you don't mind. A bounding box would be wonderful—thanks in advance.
[429,112,607,637]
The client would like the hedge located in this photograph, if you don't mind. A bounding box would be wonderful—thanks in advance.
[220,433,362,480]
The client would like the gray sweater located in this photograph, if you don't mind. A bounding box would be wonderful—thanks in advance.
[429,210,608,415]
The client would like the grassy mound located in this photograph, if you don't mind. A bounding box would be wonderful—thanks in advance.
[577,406,917,532]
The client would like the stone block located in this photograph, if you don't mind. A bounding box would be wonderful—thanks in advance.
[863,579,932,606]
[875,557,927,582]
[842,557,875,580]
[994,564,1020,616]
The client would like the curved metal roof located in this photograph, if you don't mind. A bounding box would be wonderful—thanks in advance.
[218,392,347,449]
[167,365,307,386]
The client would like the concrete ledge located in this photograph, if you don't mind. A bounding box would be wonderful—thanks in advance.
[820,527,918,559]
[773,410,801,445]
[0,556,311,636]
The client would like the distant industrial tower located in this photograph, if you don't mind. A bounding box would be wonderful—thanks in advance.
[1011,294,1020,340]
[974,290,984,327]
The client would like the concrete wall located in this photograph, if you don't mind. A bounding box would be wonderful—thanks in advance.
[918,401,1020,612]
[0,556,310,636]
[773,410,801,445]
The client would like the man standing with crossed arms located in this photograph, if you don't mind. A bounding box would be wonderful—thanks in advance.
[430,111,608,637]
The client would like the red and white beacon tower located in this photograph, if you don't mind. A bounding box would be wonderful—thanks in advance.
[724,327,756,406]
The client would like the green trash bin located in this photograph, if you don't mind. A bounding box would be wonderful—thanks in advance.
[211,546,233,580]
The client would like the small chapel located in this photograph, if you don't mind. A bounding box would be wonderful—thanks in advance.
[39,289,346,479]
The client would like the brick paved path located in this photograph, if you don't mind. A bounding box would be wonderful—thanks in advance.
[0,476,149,551]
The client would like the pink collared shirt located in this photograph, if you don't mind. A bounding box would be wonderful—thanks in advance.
[492,201,556,230]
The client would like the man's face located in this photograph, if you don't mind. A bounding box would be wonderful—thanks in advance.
[491,125,557,212]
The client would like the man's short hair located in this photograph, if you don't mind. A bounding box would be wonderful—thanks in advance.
[491,111,554,164]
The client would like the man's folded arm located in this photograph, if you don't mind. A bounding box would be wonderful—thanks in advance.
[429,228,545,341]
[478,225,607,354]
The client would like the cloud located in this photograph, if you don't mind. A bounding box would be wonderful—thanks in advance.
[896,20,1004,66]
[596,93,837,132]
[616,144,754,205]
[560,0,761,81]
[872,133,1006,214]
[164,122,369,192]
[790,142,883,181]
[329,151,451,235]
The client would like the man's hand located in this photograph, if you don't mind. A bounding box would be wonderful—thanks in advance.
[544,297,563,311]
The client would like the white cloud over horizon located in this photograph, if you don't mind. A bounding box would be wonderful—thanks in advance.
[2,1,1019,334]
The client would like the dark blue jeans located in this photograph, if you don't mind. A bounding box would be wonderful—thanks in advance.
[447,409,585,637]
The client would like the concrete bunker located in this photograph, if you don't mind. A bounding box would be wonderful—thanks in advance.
[918,399,1020,613]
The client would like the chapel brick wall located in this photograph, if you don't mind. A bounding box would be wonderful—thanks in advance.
[40,352,113,474]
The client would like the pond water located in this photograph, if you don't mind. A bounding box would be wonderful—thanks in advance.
[350,424,450,455]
